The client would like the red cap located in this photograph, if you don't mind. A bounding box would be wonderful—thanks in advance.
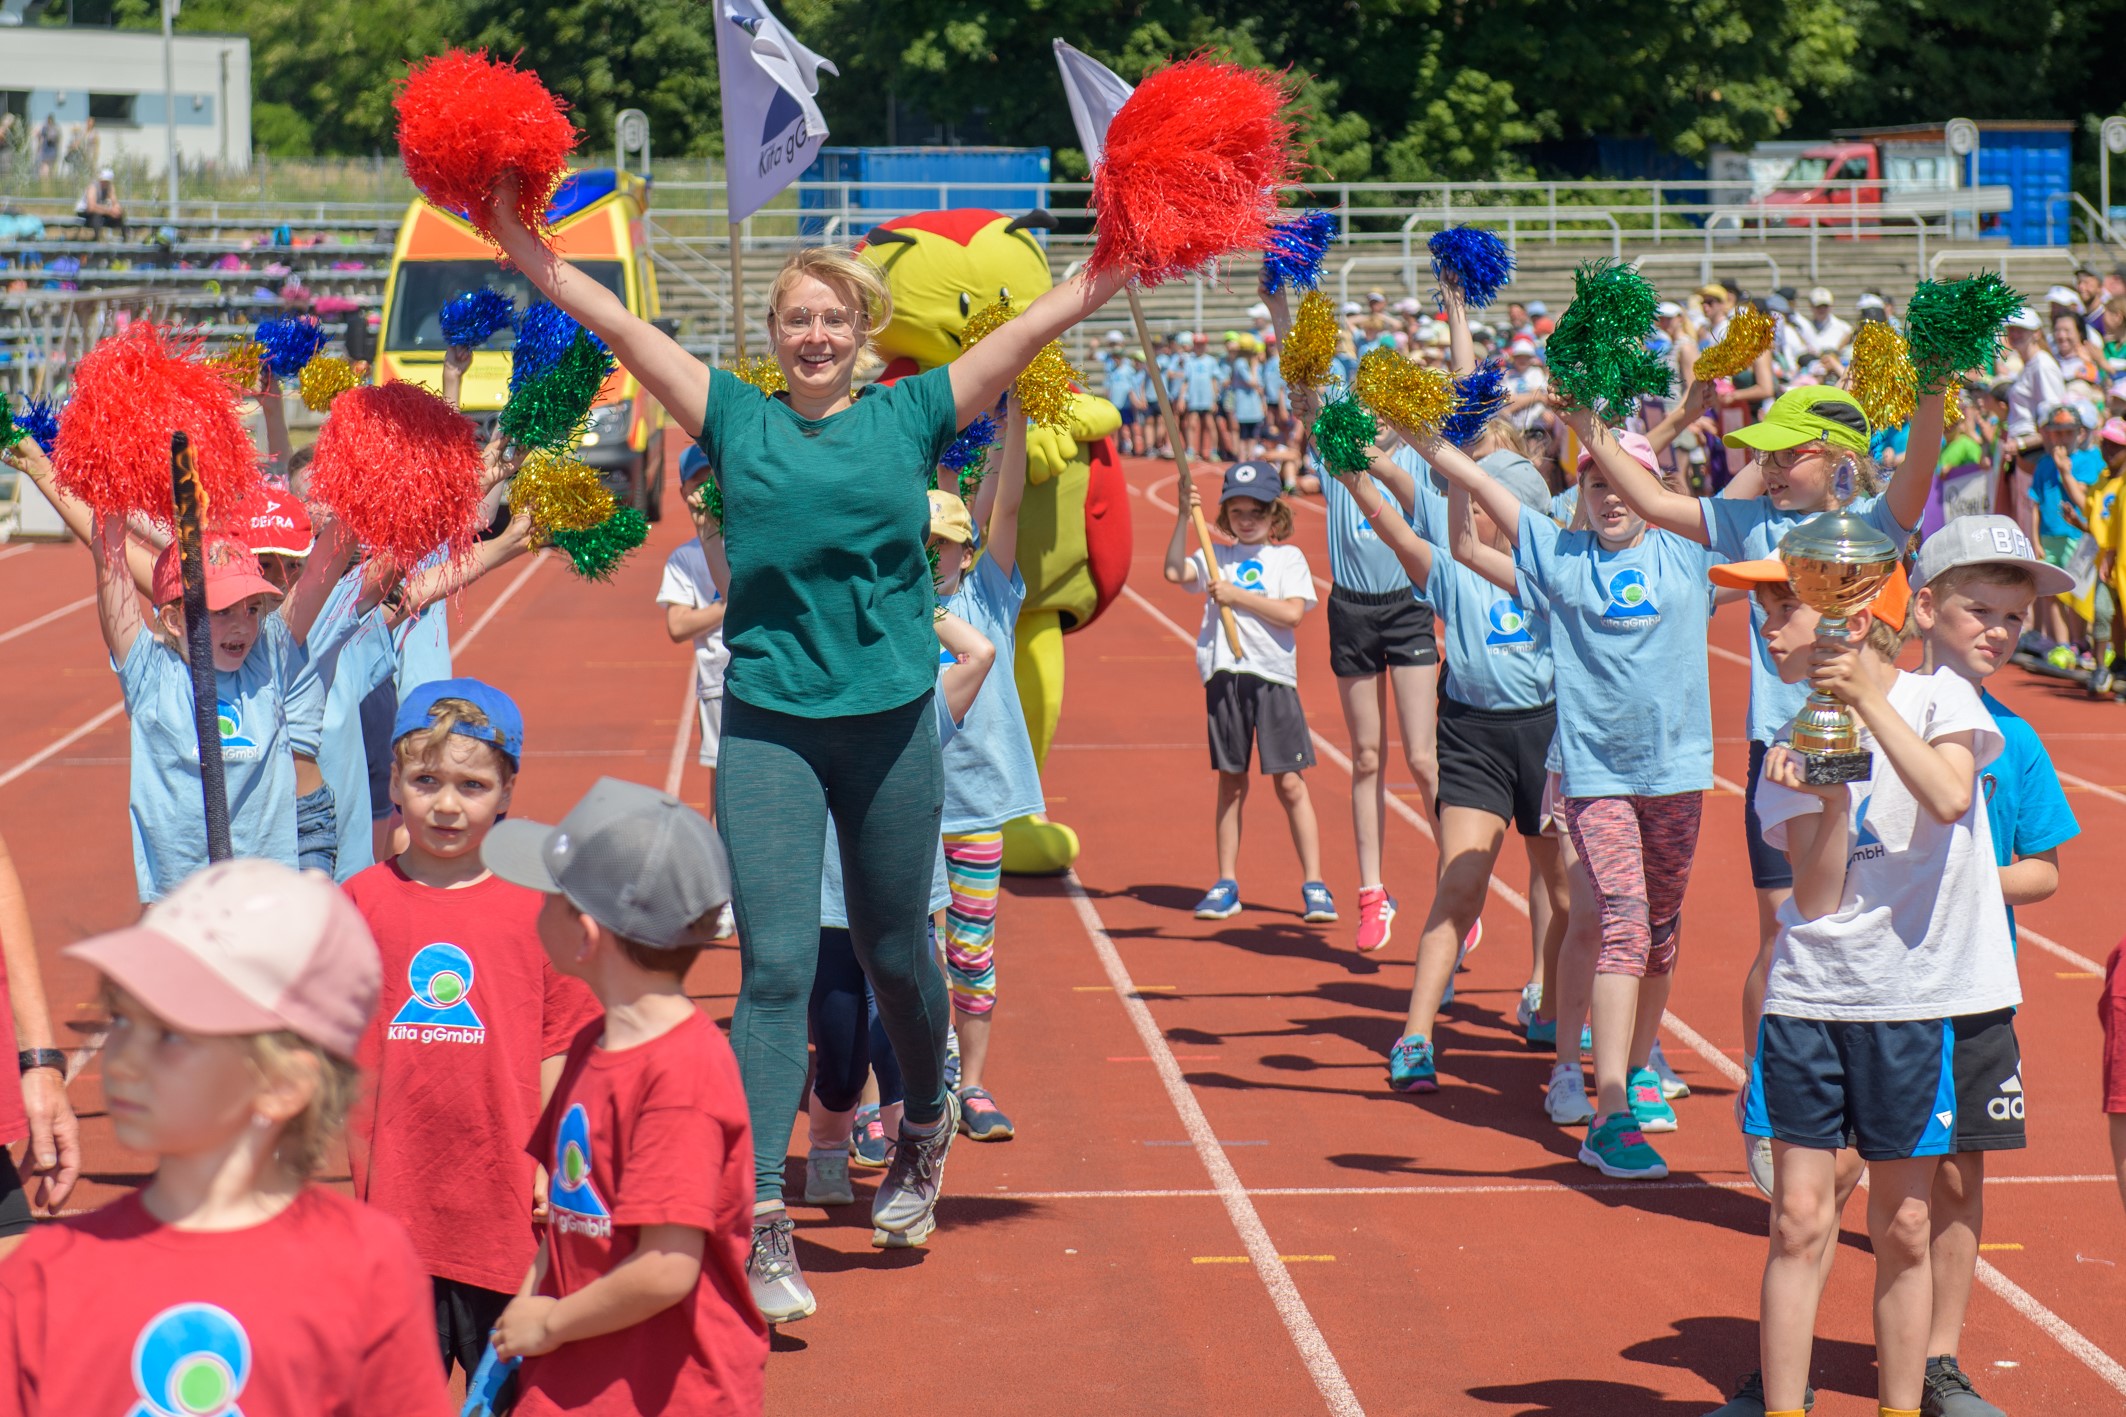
[150,535,283,610]
[241,487,314,558]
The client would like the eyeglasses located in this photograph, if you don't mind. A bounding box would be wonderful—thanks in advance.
[775,306,857,336]
[1763,443,1830,470]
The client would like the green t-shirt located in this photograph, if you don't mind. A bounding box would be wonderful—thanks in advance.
[1940,433,1985,471]
[695,364,956,717]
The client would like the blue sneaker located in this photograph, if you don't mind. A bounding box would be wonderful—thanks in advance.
[1387,1034,1437,1093]
[1580,1024,1593,1053]
[1627,1067,1678,1133]
[1525,1016,1557,1048]
[1300,881,1337,923]
[1194,879,1241,919]
[1578,1112,1669,1179]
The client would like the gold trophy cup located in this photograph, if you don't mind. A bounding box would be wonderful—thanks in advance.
[1779,512,1901,785]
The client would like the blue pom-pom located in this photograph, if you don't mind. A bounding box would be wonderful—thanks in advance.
[511,301,608,394]
[1441,360,1509,446]
[1428,227,1515,309]
[1262,210,1337,293]
[439,288,515,349]
[254,316,327,378]
[19,396,60,456]
[940,415,998,473]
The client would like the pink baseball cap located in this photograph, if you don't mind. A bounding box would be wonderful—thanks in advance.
[2102,417,2126,447]
[240,487,314,559]
[66,859,380,1060]
[1578,429,1659,474]
[150,534,282,610]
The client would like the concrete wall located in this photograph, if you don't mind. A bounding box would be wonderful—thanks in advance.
[1,28,251,174]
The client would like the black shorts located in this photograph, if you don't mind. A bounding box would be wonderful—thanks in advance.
[0,1151,29,1240]
[1436,698,1556,837]
[1326,585,1437,677]
[1237,420,1262,441]
[1950,1009,2026,1152]
[1744,739,1795,891]
[435,1275,514,1379]
[1743,1015,1957,1161]
[1206,672,1316,775]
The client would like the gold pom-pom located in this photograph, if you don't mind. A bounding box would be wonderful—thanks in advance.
[299,356,359,413]
[961,297,1015,347]
[208,339,262,393]
[1354,347,1457,440]
[1281,289,1338,393]
[1693,303,1774,383]
[961,298,1079,428]
[724,355,786,396]
[512,449,616,537]
[1944,384,1963,427]
[1847,319,1918,431]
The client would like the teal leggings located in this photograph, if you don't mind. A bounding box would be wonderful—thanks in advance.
[717,690,946,1205]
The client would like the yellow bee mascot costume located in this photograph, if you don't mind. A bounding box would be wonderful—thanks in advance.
[858,209,1128,874]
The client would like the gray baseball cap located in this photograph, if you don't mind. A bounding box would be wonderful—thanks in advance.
[1913,514,2075,597]
[1478,450,1553,517]
[483,777,731,948]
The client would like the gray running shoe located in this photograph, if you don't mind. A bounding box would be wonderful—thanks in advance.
[803,1149,853,1206]
[1702,1370,1813,1416]
[1923,1356,2005,1417]
[1746,1133,1776,1199]
[871,1091,961,1236]
[747,1211,816,1325]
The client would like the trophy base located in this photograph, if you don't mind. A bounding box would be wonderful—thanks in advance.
[1801,749,1872,785]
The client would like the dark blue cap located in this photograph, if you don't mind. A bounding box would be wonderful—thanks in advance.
[392,678,525,766]
[1220,459,1280,504]
[679,444,711,481]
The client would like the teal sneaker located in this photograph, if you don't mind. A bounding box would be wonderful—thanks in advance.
[1387,1035,1437,1094]
[1628,1067,1678,1133]
[1578,1112,1668,1179]
[1525,1016,1557,1048]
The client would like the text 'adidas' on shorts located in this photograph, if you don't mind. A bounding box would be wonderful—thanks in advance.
[1949,1008,2025,1152]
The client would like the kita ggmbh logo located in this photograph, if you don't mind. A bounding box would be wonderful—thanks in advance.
[1485,598,1536,647]
[551,1103,612,1237]
[386,943,485,1043]
[1601,568,1658,620]
[128,1302,250,1417]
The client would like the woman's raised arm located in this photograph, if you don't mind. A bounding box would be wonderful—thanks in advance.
[949,266,1131,427]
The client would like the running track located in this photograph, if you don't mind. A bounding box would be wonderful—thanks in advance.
[2,448,2123,1414]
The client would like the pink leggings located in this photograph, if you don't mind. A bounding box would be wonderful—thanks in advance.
[1563,792,1703,978]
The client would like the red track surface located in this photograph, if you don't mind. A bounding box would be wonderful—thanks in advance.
[3,450,2124,1414]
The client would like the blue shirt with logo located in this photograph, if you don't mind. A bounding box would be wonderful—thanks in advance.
[1701,494,1911,746]
[1427,552,1553,712]
[1320,455,1420,597]
[1978,689,2079,949]
[1514,509,1720,798]
[940,555,1046,832]
[118,614,301,900]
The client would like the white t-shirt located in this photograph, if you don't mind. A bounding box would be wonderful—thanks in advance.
[656,541,729,698]
[1189,540,1317,687]
[2006,346,2066,443]
[1755,667,2020,1023]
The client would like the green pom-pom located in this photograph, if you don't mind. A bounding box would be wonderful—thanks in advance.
[550,506,648,581]
[1312,390,1378,476]
[1906,274,2024,393]
[1544,261,1674,421]
[499,332,617,454]
[0,401,21,452]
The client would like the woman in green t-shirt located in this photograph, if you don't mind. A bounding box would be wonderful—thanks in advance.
[487,179,1125,1315]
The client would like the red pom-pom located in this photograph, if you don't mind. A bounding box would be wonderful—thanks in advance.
[395,49,578,243]
[53,322,262,527]
[1088,57,1300,286]
[307,382,485,571]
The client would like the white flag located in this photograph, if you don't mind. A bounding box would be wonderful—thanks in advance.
[715,0,837,224]
[1052,39,1133,170]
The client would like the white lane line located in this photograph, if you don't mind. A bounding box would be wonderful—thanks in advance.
[1121,581,2126,1391]
[0,594,92,647]
[2056,769,2126,811]
[1709,644,1750,667]
[1063,872,1364,1417]
[979,1174,2118,1202]
[0,701,126,792]
[455,550,547,655]
[0,545,38,564]
[2020,926,2105,976]
[662,665,698,796]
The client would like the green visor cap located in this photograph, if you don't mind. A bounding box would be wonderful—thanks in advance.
[1724,386,1873,456]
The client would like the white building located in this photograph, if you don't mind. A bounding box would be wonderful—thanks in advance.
[0,26,252,175]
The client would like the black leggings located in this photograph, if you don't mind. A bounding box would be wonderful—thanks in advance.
[717,690,944,1205]
[809,927,905,1114]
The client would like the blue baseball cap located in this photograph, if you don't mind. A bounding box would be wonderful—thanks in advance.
[679,444,711,481]
[392,678,525,766]
[1220,459,1280,504]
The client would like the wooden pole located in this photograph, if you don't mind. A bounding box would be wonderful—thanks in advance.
[729,221,747,362]
[170,431,232,863]
[1125,287,1242,657]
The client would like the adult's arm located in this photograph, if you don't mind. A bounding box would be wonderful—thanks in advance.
[947,266,1131,427]
[0,831,77,1212]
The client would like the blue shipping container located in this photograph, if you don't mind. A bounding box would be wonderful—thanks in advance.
[1963,127,2073,247]
[800,148,1052,235]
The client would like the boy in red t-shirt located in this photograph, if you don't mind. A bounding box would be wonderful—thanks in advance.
[0,859,452,1416]
[483,776,765,1416]
[344,678,602,1382]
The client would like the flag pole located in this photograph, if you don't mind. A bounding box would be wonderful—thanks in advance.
[729,218,747,362]
[1126,287,1241,657]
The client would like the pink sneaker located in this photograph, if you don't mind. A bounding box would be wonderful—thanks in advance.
[1355,887,1396,954]
[1457,917,1483,969]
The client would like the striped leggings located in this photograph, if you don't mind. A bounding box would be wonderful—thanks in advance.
[942,830,1003,1015]
[1563,792,1703,979]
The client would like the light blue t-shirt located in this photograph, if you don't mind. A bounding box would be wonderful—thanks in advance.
[1700,494,1912,746]
[1229,362,1266,423]
[1105,358,1139,406]
[1264,355,1286,406]
[1979,689,2079,949]
[1319,459,1419,598]
[1391,443,1451,545]
[1514,508,1720,798]
[940,555,1045,832]
[820,693,956,928]
[394,590,453,698]
[1427,552,1554,712]
[118,615,301,901]
[299,573,400,880]
[1183,354,1224,410]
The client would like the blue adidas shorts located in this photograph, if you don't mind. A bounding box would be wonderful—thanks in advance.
[1743,1015,1957,1161]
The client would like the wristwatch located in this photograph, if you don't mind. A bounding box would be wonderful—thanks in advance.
[17,1049,64,1077]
